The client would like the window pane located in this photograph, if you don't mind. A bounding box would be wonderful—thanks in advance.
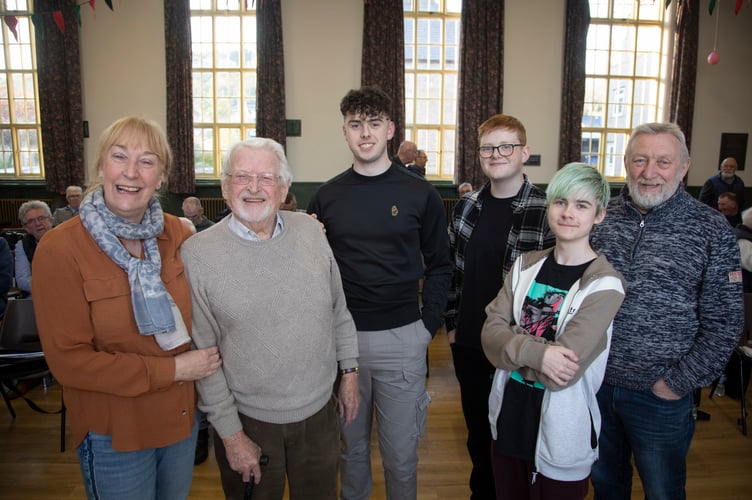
[612,0,635,20]
[215,18,241,68]
[193,128,215,175]
[607,79,632,127]
[609,26,635,76]
[446,0,461,13]
[243,71,256,124]
[583,77,607,127]
[215,72,241,123]
[586,25,611,75]
[638,1,662,21]
[589,0,609,18]
[604,132,629,178]
[581,131,601,166]
[635,26,661,76]
[0,129,14,174]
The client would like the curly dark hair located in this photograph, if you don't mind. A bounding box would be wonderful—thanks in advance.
[339,86,392,119]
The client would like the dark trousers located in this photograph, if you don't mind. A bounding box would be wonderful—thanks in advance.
[213,396,340,500]
[491,448,589,500]
[451,342,496,500]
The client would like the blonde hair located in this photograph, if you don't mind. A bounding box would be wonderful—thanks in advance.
[90,116,172,192]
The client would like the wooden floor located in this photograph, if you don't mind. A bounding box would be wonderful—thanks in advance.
[2,334,751,499]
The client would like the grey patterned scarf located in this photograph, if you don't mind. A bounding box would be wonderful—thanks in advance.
[79,189,187,349]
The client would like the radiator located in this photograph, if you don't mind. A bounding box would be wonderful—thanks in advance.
[199,197,228,221]
[443,198,459,220]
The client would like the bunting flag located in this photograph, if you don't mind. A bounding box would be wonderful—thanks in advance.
[52,10,64,33]
[3,15,18,41]
[0,0,115,36]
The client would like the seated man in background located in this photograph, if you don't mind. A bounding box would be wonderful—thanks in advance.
[15,200,53,296]
[699,156,745,210]
[457,182,473,197]
[52,185,83,225]
[182,196,214,232]
[392,140,418,168]
[407,149,428,177]
[718,192,742,227]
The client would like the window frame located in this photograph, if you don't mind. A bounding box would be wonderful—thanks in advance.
[403,0,460,180]
[581,0,670,181]
[190,0,257,179]
[0,1,43,179]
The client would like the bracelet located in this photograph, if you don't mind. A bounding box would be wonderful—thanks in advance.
[340,367,359,375]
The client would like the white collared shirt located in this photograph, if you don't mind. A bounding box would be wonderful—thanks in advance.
[226,213,284,241]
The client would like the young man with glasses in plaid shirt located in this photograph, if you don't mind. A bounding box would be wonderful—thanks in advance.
[446,114,554,499]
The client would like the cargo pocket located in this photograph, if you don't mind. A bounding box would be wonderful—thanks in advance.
[413,390,432,441]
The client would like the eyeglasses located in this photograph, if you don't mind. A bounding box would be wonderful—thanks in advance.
[227,172,281,187]
[23,216,51,226]
[478,144,524,158]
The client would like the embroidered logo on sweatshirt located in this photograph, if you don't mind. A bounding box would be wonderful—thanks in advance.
[391,205,398,216]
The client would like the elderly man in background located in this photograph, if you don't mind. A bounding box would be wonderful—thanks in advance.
[392,140,418,169]
[181,137,359,500]
[16,200,53,296]
[182,196,214,233]
[590,123,743,499]
[52,185,83,225]
[407,149,428,177]
[699,156,745,210]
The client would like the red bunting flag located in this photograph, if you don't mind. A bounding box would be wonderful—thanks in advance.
[53,10,65,34]
[736,0,743,15]
[3,16,18,41]
[90,0,96,19]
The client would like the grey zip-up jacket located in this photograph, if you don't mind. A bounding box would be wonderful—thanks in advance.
[482,248,626,481]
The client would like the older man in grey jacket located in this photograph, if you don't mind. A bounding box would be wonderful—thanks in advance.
[590,122,743,500]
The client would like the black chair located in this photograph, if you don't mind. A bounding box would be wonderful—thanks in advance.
[0,299,66,451]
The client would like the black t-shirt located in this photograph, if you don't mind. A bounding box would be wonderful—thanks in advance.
[456,193,514,350]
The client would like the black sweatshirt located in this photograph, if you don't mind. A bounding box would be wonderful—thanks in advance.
[308,163,452,334]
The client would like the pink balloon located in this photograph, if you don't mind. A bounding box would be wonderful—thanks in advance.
[707,51,721,65]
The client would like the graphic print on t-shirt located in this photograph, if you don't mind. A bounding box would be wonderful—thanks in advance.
[519,281,567,341]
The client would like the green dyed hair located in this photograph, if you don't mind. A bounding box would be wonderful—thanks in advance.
[546,162,611,215]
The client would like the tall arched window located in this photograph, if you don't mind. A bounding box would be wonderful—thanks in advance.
[403,0,460,180]
[191,0,257,178]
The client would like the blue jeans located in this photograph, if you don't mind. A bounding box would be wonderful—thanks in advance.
[591,383,695,500]
[77,416,198,500]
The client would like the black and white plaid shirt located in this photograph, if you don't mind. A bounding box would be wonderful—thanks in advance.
[444,175,555,332]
